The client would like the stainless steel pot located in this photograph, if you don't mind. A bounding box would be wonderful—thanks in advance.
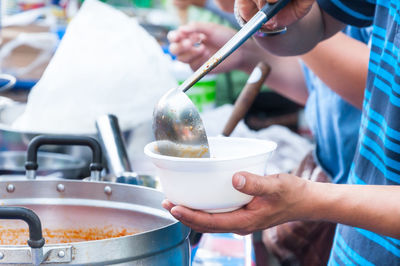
[0,151,86,179]
[0,99,133,177]
[0,135,190,265]
[0,180,190,265]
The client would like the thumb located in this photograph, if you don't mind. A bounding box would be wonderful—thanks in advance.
[232,171,279,196]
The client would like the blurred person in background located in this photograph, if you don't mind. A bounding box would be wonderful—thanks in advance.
[167,19,371,265]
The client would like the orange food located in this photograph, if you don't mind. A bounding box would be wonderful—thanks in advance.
[0,225,138,245]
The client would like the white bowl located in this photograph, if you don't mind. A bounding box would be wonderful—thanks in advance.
[144,137,277,213]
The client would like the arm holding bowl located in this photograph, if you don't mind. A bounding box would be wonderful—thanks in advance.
[163,172,400,239]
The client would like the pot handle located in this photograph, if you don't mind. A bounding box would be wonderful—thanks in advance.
[25,135,103,181]
[0,206,45,265]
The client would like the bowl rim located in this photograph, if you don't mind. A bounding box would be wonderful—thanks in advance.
[144,136,277,163]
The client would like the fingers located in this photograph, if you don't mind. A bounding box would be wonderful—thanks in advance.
[236,0,258,22]
[162,199,175,211]
[168,205,253,233]
[255,0,267,10]
[169,38,193,54]
[167,23,209,42]
[167,22,239,71]
[168,27,205,48]
[233,172,282,197]
[163,200,229,232]
[167,29,185,43]
[179,22,215,36]
[168,27,208,65]
[237,0,293,31]
[171,22,225,44]
[170,42,207,65]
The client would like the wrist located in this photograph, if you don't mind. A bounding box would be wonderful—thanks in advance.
[285,178,313,221]
[301,181,338,221]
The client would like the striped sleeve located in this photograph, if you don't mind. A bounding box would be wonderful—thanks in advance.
[317,0,376,27]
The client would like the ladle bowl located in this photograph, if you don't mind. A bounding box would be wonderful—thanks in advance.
[153,88,210,158]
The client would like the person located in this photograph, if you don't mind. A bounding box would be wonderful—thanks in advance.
[168,21,370,264]
[163,0,400,265]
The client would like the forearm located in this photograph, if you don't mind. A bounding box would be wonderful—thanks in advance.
[254,3,345,56]
[300,32,368,109]
[304,182,400,238]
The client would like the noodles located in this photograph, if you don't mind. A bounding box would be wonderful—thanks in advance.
[0,225,138,245]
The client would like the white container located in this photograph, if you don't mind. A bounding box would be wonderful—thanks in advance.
[144,137,277,213]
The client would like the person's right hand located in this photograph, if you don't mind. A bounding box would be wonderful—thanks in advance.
[237,0,315,31]
[168,22,260,73]
[162,171,312,235]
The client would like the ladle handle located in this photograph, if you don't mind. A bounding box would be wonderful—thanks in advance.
[25,135,103,180]
[96,114,139,184]
[222,62,270,136]
[178,0,290,93]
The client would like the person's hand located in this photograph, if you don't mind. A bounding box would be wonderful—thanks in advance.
[236,0,315,31]
[168,22,260,73]
[173,0,207,9]
[162,171,311,235]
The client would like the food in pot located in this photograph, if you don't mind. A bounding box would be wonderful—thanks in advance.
[0,225,138,245]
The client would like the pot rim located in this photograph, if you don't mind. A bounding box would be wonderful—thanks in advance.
[0,180,190,264]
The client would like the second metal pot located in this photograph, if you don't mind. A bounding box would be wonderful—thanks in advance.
[0,151,86,179]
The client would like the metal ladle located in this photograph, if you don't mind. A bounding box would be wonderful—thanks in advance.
[153,0,289,158]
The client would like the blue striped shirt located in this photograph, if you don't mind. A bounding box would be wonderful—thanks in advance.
[302,26,372,185]
[316,0,400,265]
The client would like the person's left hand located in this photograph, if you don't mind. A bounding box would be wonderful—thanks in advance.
[168,22,260,73]
[162,171,310,235]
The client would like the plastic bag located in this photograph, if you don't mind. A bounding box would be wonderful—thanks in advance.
[0,32,59,78]
[12,0,177,134]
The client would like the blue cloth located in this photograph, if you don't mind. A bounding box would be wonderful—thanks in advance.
[316,0,400,264]
[302,26,371,184]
